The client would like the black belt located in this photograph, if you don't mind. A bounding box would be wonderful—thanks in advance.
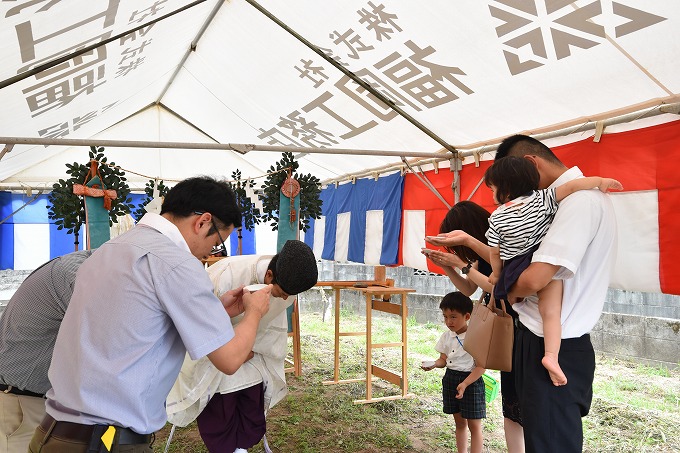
[0,383,45,398]
[39,415,152,446]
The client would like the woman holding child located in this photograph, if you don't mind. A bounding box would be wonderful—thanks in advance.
[423,200,525,453]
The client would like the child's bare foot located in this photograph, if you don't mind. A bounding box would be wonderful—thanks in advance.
[542,353,567,386]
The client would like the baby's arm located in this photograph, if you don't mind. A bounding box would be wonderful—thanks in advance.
[489,245,502,285]
[456,366,485,399]
[555,176,623,202]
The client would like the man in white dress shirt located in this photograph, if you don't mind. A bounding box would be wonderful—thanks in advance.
[29,176,271,453]
[496,135,617,453]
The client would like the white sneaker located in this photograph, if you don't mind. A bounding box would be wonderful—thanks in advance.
[234,449,248,453]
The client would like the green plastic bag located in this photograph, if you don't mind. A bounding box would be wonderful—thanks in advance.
[482,373,499,403]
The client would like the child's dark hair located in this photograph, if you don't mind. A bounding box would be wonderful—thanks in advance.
[439,292,473,315]
[484,156,539,204]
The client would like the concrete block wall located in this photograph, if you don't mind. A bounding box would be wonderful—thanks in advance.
[591,313,680,368]
[604,288,680,319]
[303,261,680,369]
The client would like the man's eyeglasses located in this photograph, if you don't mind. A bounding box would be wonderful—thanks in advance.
[194,211,227,256]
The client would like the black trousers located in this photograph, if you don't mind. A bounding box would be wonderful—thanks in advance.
[514,324,595,453]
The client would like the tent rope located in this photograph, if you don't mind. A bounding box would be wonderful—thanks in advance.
[96,161,291,185]
[400,157,451,209]
[0,189,44,225]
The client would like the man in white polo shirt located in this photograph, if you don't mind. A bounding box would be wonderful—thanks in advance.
[28,176,271,453]
[495,135,618,453]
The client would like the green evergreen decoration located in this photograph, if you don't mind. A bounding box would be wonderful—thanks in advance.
[47,146,134,249]
[132,179,171,221]
[228,169,261,231]
[259,152,322,232]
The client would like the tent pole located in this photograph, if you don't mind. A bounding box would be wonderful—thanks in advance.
[0,1,209,90]
[453,159,460,204]
[0,136,443,158]
[3,104,677,188]
[156,0,226,104]
[243,0,458,160]
[454,100,680,155]
[0,144,14,162]
[0,185,149,193]
[320,103,680,184]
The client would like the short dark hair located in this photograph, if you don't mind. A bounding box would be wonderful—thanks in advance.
[440,291,473,315]
[439,201,490,263]
[495,134,561,164]
[161,176,241,229]
[484,156,539,204]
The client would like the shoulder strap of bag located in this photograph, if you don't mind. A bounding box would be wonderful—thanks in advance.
[487,288,509,316]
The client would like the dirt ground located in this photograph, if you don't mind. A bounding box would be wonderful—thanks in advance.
[155,349,679,452]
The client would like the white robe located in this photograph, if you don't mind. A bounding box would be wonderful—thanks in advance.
[166,255,293,427]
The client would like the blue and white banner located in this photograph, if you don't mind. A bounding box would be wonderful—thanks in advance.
[304,172,403,265]
[2,192,84,270]
[0,192,150,270]
[1,191,260,270]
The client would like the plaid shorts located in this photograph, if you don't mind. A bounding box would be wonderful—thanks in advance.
[442,368,486,419]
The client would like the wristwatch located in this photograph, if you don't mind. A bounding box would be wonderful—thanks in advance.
[461,263,472,274]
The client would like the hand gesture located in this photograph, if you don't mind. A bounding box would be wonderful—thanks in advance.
[425,230,472,247]
[242,284,272,319]
[599,178,623,192]
[424,249,468,270]
[220,286,245,317]
[488,273,499,285]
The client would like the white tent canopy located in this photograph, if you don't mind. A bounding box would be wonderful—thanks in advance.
[1,0,678,188]
[2,0,680,296]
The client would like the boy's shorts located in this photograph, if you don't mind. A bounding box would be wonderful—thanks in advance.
[442,368,486,419]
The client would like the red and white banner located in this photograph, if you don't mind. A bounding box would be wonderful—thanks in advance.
[401,119,680,296]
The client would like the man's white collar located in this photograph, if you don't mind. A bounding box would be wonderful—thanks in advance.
[549,166,583,189]
[138,213,191,253]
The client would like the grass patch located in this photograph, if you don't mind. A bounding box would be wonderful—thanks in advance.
[637,364,672,378]
[155,313,680,452]
[593,355,680,414]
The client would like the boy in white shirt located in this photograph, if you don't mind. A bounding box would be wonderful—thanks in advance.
[422,292,485,453]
